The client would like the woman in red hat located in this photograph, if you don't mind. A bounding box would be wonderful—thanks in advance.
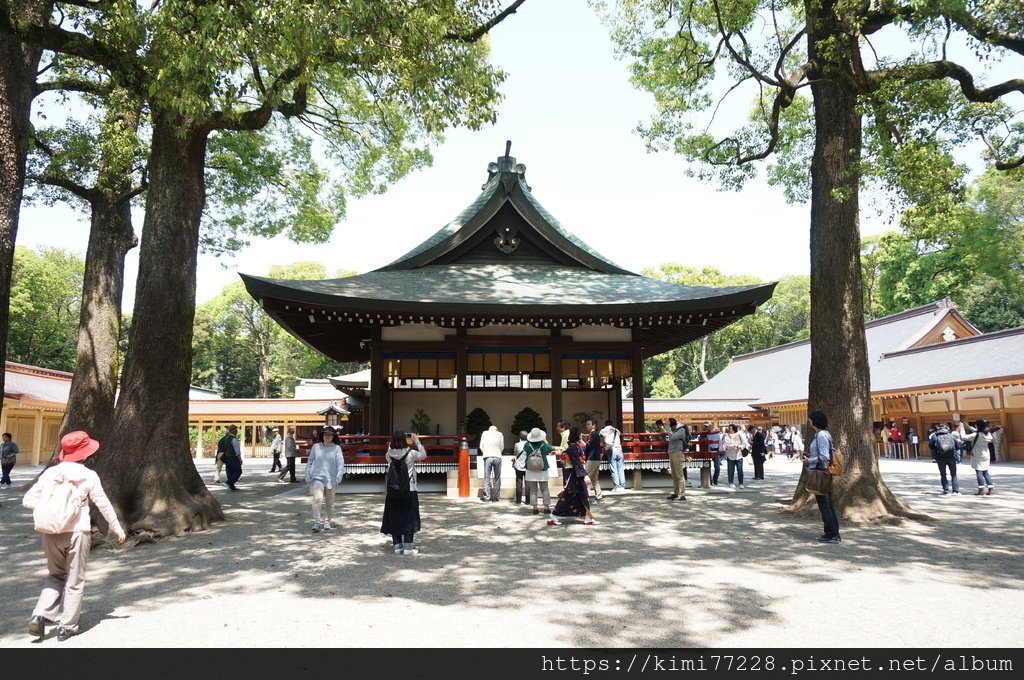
[22,430,125,642]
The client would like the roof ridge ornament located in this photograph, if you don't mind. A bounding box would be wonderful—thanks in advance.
[494,224,520,254]
[483,140,530,191]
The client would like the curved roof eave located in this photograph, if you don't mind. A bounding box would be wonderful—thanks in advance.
[240,272,777,316]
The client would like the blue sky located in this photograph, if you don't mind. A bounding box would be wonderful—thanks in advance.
[16,0,1020,310]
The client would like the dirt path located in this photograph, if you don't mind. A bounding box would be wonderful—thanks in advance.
[1,457,1021,647]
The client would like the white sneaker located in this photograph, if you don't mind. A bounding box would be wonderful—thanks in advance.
[321,520,333,531]
[393,544,403,554]
[311,522,322,533]
[404,545,419,556]
[547,515,561,526]
[738,484,747,490]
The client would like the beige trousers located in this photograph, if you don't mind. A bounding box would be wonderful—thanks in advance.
[311,482,335,524]
[584,459,604,499]
[669,452,688,496]
[33,531,91,631]
[213,453,224,483]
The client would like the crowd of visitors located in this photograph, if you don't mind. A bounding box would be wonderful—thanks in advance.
[15,406,1011,643]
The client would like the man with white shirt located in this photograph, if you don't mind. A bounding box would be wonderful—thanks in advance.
[478,425,505,502]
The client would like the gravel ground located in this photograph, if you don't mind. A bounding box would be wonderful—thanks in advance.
[0,456,1021,648]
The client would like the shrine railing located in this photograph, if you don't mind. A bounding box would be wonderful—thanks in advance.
[296,432,723,474]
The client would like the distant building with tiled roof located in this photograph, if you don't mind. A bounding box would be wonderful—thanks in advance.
[2,361,358,466]
[639,300,1024,460]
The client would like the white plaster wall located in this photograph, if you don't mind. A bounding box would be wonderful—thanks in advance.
[390,389,618,441]
[562,391,612,425]
[466,391,552,445]
[565,325,632,342]
[392,390,457,434]
[1006,385,1024,409]
[956,386,1002,411]
[382,324,451,341]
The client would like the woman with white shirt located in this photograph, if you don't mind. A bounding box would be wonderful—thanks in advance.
[380,431,428,555]
[959,419,1001,496]
[304,426,345,533]
[723,424,746,489]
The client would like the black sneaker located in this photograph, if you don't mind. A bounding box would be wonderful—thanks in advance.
[817,535,841,543]
[56,626,78,642]
[28,615,52,637]
[667,494,678,500]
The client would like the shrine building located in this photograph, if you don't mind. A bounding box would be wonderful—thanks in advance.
[240,145,777,438]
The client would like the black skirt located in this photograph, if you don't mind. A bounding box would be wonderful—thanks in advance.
[380,491,422,536]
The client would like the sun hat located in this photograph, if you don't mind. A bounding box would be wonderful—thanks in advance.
[527,427,546,443]
[59,430,100,462]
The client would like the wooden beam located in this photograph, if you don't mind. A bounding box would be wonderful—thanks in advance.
[631,337,645,435]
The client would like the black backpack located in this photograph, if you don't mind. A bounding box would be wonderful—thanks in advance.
[934,432,956,455]
[217,434,236,457]
[386,450,412,499]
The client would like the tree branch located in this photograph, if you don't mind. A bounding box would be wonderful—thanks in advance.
[34,76,111,96]
[706,86,790,165]
[444,0,526,43]
[861,3,914,36]
[0,0,146,89]
[206,63,306,132]
[32,172,98,202]
[868,60,1024,102]
[950,11,1024,55]
[977,129,1024,171]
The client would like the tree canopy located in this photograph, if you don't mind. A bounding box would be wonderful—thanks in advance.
[192,262,364,398]
[598,0,1023,521]
[7,245,83,370]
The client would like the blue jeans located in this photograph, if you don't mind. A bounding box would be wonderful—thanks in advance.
[937,460,959,493]
[975,469,993,488]
[609,450,625,488]
[712,454,723,484]
[727,457,744,485]
[815,492,840,537]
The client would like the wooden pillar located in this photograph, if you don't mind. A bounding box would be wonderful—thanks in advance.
[631,337,645,436]
[32,410,44,466]
[369,331,386,436]
[456,330,467,435]
[550,332,562,432]
[0,404,7,438]
[196,421,205,458]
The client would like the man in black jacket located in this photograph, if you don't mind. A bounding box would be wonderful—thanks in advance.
[928,423,960,495]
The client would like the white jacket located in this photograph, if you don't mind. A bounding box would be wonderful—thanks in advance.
[479,426,504,457]
[961,428,993,471]
[23,461,123,535]
[304,443,345,488]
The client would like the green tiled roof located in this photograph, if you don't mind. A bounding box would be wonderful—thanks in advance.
[243,264,773,312]
[517,182,627,271]
[381,169,629,273]
[382,174,503,268]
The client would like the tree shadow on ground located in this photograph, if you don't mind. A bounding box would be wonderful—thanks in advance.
[0,458,1021,647]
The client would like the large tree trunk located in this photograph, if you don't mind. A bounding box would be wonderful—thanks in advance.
[56,195,137,447]
[54,99,141,454]
[0,0,48,415]
[789,1,929,522]
[93,111,223,537]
